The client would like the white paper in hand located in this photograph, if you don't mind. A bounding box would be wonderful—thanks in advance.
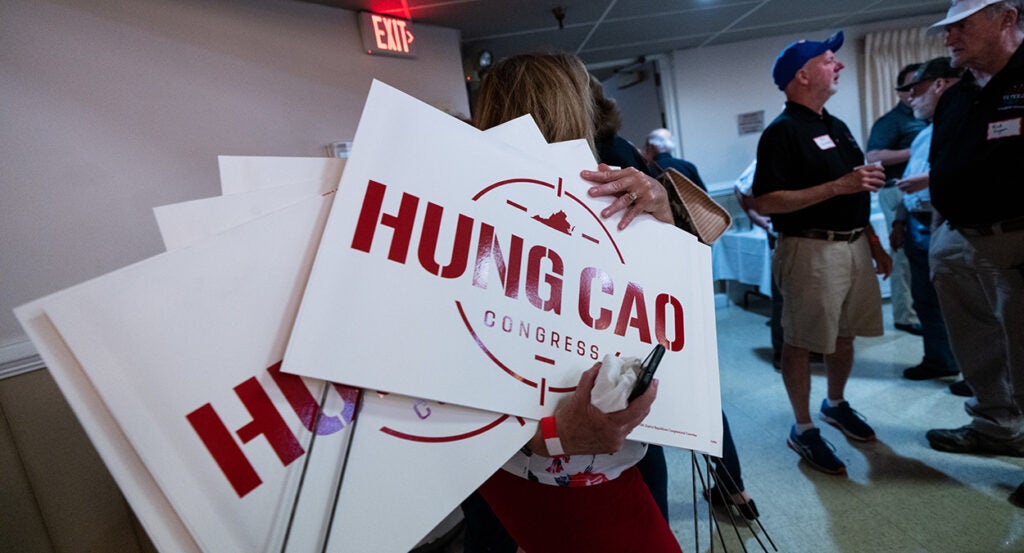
[590,354,640,413]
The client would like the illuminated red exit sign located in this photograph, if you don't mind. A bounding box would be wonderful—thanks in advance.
[359,12,415,59]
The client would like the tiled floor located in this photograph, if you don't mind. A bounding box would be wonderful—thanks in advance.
[665,294,1024,553]
[431,294,1024,553]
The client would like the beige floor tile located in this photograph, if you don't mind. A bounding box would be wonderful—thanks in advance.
[663,296,1024,553]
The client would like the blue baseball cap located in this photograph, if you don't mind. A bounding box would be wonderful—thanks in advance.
[772,31,844,91]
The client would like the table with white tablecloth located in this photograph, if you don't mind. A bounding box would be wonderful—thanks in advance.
[710,210,892,304]
[711,227,772,298]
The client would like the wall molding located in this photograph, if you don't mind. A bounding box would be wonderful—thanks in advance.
[0,339,44,380]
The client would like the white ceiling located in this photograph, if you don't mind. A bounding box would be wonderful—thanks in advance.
[301,0,950,67]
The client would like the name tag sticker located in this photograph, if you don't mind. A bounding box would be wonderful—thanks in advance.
[988,117,1022,140]
[813,134,836,150]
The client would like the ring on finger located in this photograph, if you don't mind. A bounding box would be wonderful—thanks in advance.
[628,191,638,203]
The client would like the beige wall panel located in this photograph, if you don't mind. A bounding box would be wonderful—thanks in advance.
[0,370,144,553]
[0,398,55,553]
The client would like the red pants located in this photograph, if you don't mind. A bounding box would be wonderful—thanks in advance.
[478,466,682,553]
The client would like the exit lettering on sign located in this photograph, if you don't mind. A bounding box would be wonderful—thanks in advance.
[359,12,415,59]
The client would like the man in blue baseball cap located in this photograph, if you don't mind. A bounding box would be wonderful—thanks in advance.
[771,31,846,91]
[752,31,892,476]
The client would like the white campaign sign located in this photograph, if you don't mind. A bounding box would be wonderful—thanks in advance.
[14,301,203,553]
[154,179,338,250]
[35,196,347,552]
[285,81,722,455]
[218,155,345,195]
[335,112,549,545]
[156,190,360,552]
[326,393,534,552]
[161,155,533,552]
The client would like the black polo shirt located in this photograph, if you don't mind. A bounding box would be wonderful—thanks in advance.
[753,101,870,234]
[930,42,1024,227]
[866,102,927,182]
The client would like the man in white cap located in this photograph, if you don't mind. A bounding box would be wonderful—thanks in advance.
[922,0,1024,507]
[643,128,707,191]
[752,31,892,476]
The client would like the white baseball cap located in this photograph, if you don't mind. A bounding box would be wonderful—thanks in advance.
[931,0,1005,29]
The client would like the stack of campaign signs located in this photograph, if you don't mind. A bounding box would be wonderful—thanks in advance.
[15,81,722,552]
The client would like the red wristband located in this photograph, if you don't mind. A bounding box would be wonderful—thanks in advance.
[540,416,566,458]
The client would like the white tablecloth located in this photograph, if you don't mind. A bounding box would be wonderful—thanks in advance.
[711,227,772,297]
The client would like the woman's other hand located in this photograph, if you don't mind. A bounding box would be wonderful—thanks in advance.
[582,164,673,230]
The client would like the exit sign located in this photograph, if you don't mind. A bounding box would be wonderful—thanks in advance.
[359,12,415,59]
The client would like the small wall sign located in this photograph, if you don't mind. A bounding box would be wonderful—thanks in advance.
[737,111,764,135]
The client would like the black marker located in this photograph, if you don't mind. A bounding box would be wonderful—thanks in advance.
[628,344,665,402]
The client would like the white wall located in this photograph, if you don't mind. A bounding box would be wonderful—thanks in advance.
[0,0,469,353]
[667,13,944,190]
[601,60,666,151]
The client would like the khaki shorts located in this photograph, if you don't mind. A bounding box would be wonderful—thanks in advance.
[773,235,884,354]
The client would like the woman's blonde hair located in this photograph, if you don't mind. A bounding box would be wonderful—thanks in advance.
[474,52,595,151]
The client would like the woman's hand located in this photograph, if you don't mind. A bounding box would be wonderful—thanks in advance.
[582,164,674,230]
[528,362,657,456]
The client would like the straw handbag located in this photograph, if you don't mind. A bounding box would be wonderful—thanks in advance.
[657,167,732,245]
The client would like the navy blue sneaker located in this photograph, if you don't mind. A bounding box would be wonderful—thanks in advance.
[787,426,846,475]
[819,400,876,442]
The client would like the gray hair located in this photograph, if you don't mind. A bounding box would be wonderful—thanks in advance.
[645,128,675,152]
[987,0,1024,31]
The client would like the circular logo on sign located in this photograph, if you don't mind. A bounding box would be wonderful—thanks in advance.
[453,177,629,406]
